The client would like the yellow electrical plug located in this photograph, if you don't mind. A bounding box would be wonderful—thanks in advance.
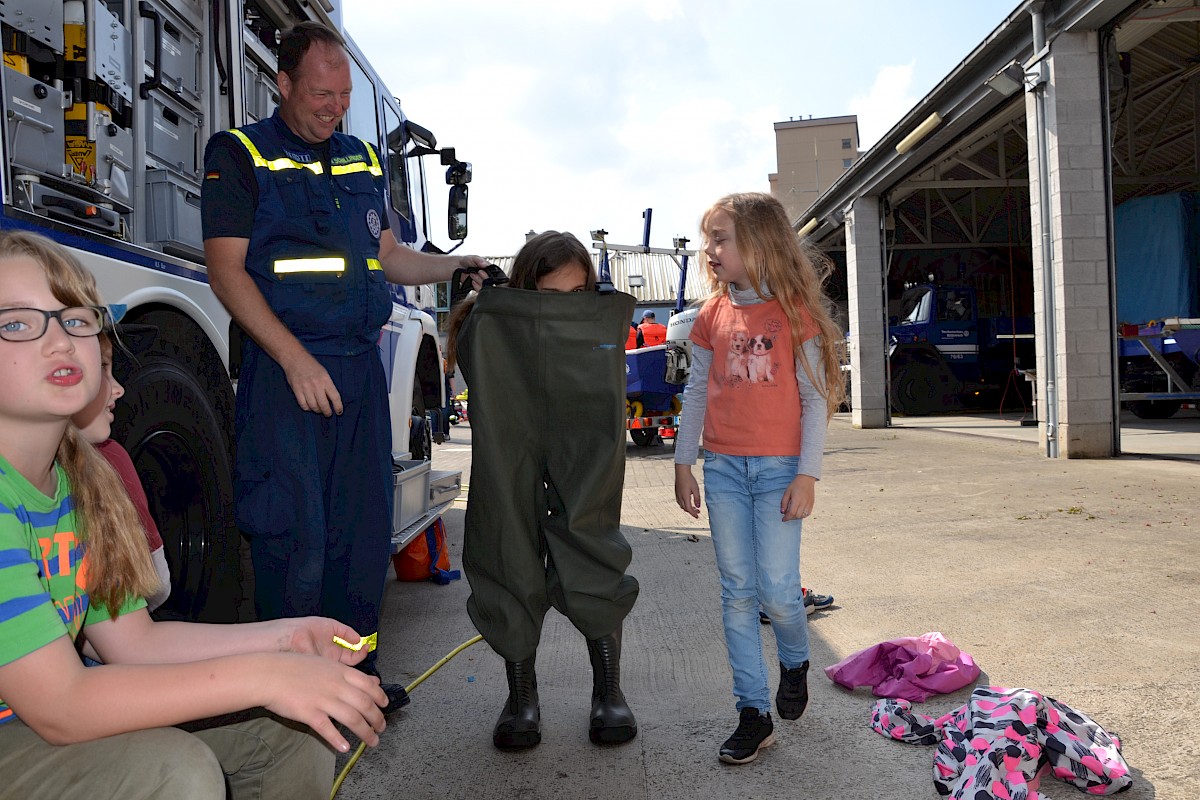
[333,632,378,652]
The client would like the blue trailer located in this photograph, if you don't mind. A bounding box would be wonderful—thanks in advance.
[593,212,695,447]
[625,345,684,447]
[1117,320,1200,419]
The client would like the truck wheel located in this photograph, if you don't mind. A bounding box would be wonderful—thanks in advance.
[630,428,658,447]
[1128,399,1182,419]
[891,363,940,416]
[112,350,242,623]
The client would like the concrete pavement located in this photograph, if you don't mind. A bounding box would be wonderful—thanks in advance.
[343,416,1198,800]
[891,407,1200,462]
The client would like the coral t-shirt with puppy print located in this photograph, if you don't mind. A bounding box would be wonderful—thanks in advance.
[690,295,816,456]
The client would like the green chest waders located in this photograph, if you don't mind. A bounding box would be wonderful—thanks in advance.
[457,287,640,662]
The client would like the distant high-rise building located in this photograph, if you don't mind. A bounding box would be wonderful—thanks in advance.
[768,115,860,226]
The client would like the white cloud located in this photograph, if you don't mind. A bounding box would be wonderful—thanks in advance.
[343,2,1019,256]
[851,61,920,150]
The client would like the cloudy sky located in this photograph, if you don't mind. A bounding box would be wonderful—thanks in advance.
[343,1,1019,257]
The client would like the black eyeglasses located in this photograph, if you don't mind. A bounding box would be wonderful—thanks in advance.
[0,306,106,342]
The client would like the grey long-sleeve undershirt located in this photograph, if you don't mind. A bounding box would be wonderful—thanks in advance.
[673,291,828,480]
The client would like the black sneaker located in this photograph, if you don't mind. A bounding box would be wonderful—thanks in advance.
[775,661,809,720]
[718,708,775,764]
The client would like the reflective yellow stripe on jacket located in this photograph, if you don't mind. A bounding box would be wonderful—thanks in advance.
[331,144,383,177]
[229,129,382,177]
[228,129,323,174]
[273,257,346,275]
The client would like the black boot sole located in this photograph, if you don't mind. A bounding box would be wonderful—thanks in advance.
[493,729,542,750]
[589,723,638,744]
[775,704,807,721]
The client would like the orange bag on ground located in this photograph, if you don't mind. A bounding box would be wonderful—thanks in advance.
[392,518,461,584]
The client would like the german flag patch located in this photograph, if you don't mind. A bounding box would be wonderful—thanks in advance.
[205,170,220,181]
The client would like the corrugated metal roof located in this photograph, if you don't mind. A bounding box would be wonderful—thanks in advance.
[1110,7,1200,205]
[482,251,710,305]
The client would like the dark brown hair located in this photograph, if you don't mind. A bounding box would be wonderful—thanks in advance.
[507,230,595,291]
[278,21,346,81]
[444,231,596,368]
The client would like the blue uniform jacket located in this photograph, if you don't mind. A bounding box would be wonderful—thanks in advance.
[217,111,392,357]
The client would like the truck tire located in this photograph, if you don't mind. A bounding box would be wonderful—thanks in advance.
[112,343,242,623]
[630,427,658,447]
[1128,399,1182,420]
[408,374,432,461]
[890,362,940,416]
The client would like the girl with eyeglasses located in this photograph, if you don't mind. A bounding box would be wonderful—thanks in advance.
[0,230,387,799]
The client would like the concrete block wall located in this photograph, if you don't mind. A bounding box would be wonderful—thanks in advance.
[844,197,888,428]
[1024,29,1115,457]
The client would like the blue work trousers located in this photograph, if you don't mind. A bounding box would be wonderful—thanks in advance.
[234,343,392,662]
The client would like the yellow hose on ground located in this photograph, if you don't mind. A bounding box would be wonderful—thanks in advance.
[331,634,485,799]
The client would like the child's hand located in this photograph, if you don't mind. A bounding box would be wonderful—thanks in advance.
[278,617,370,666]
[674,464,702,518]
[781,474,816,521]
[260,653,388,753]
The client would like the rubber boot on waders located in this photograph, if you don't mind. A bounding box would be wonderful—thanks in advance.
[493,657,540,749]
[586,627,637,744]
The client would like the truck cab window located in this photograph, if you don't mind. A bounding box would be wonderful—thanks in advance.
[384,104,412,221]
[898,287,932,325]
[939,290,970,322]
[346,56,379,148]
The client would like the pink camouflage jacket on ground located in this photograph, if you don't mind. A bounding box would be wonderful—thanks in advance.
[871,685,1132,799]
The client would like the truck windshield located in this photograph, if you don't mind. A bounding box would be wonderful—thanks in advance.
[897,287,932,325]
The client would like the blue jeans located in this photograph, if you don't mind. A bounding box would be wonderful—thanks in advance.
[703,451,809,713]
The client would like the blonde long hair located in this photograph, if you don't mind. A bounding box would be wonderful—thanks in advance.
[0,231,160,615]
[698,192,847,418]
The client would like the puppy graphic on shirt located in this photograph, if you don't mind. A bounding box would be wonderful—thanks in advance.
[746,334,776,383]
[726,329,750,382]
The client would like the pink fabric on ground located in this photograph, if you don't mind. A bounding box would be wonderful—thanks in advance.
[824,631,980,702]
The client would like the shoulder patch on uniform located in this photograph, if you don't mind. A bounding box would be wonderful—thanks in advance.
[205,170,220,181]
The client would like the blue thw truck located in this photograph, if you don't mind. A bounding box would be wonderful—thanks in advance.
[888,282,1034,416]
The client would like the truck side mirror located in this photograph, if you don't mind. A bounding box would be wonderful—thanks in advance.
[448,184,468,241]
[445,159,472,186]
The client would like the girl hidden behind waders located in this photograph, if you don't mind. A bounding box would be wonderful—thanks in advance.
[446,230,640,750]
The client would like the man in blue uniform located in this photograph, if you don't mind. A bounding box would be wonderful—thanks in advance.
[201,22,485,703]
